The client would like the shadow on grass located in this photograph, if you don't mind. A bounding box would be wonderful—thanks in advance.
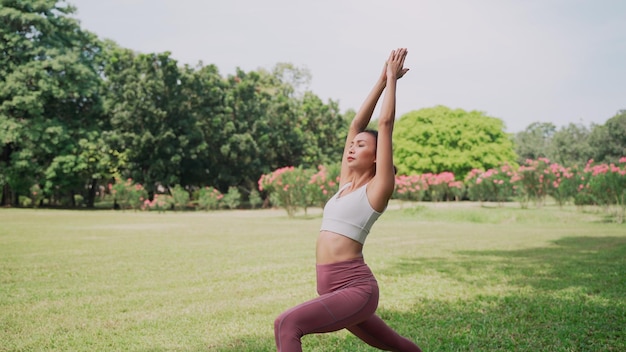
[378,236,626,351]
[216,237,626,351]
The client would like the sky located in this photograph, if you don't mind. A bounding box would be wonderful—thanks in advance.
[68,0,626,133]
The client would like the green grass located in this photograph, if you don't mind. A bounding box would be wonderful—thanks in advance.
[1,202,625,351]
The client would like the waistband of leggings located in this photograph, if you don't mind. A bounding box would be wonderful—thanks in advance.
[316,256,366,269]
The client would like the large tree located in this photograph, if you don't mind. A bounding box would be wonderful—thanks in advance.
[0,0,105,206]
[513,122,556,164]
[589,110,626,163]
[550,123,593,167]
[393,106,517,178]
[102,48,209,196]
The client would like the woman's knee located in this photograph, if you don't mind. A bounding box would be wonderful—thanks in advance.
[274,311,299,336]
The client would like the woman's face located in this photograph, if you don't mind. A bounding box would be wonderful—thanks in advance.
[346,132,377,169]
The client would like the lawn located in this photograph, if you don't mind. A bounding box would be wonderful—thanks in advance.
[1,202,625,351]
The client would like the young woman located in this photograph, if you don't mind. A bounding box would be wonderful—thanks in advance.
[273,48,423,352]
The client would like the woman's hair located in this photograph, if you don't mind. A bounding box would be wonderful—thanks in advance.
[362,129,397,175]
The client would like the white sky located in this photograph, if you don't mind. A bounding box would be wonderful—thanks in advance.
[69,0,626,133]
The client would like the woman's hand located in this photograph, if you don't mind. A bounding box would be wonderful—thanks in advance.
[386,48,409,80]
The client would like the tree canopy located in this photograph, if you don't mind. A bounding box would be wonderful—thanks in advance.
[393,106,518,179]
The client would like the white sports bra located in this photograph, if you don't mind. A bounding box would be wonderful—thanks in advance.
[319,182,382,244]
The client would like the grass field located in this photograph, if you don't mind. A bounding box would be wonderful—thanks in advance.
[1,202,625,351]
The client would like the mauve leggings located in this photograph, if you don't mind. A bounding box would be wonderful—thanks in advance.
[274,258,422,352]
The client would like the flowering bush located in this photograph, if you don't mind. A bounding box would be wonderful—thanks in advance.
[259,166,311,216]
[259,164,339,216]
[423,172,461,202]
[394,172,463,202]
[576,159,626,221]
[110,178,148,210]
[170,185,190,210]
[196,186,223,210]
[510,158,553,208]
[308,164,340,207]
[544,162,577,207]
[465,165,514,204]
[394,174,428,202]
[143,194,174,212]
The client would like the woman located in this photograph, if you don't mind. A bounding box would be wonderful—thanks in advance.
[274,48,422,352]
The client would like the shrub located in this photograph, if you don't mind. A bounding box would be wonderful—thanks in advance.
[394,174,427,202]
[307,164,340,207]
[259,166,311,217]
[111,178,148,210]
[196,187,223,211]
[143,194,174,212]
[511,158,552,208]
[222,187,241,210]
[465,165,514,205]
[248,189,263,209]
[170,185,190,211]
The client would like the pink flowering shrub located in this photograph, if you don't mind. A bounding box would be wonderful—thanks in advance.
[394,174,428,201]
[196,186,224,210]
[170,185,190,210]
[544,162,577,207]
[259,166,311,217]
[465,165,514,204]
[510,158,553,207]
[110,178,148,210]
[143,194,174,212]
[577,159,626,215]
[394,172,463,202]
[259,164,340,216]
[424,172,463,202]
[308,164,340,207]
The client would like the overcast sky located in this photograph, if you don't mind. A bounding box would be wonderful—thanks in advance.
[69,0,625,133]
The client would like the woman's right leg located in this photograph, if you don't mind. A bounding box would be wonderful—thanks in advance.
[347,314,423,352]
[274,282,378,352]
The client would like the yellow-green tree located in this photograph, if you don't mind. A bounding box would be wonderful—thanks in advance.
[393,106,517,179]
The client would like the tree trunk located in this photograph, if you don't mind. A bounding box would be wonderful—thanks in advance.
[86,178,97,208]
[1,184,11,206]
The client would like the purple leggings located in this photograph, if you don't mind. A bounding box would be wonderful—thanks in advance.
[274,258,422,352]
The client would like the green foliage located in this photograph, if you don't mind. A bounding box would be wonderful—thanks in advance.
[222,187,241,210]
[465,164,515,204]
[258,164,340,216]
[170,185,190,211]
[550,123,593,167]
[576,158,626,222]
[589,110,626,163]
[510,158,553,208]
[513,122,556,164]
[110,178,147,210]
[196,186,224,210]
[248,189,263,209]
[394,106,517,180]
[307,164,341,207]
[142,193,174,212]
[258,166,311,217]
[0,0,107,206]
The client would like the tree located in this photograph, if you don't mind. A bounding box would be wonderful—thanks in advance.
[513,122,556,164]
[0,0,106,206]
[589,110,626,163]
[551,123,593,167]
[393,106,517,179]
[102,48,211,196]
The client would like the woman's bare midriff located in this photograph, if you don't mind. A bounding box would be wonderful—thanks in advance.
[316,230,364,264]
